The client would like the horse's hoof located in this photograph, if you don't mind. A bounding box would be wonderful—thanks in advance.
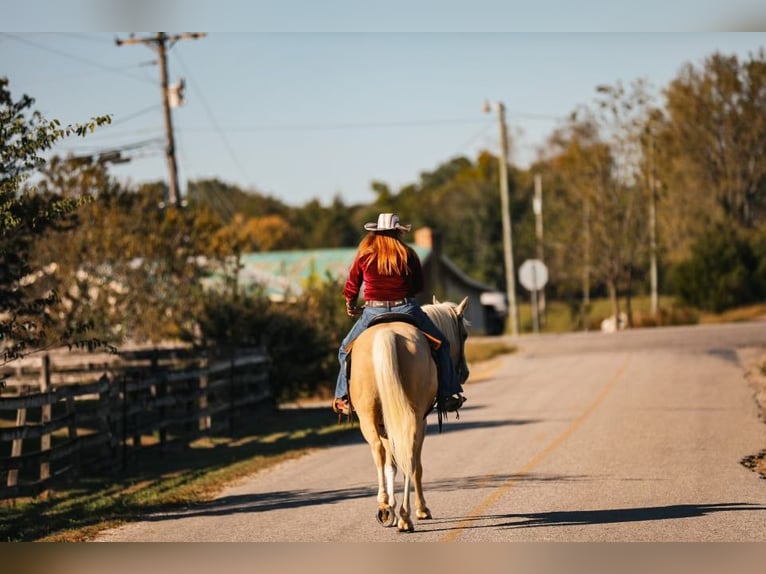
[416,508,432,520]
[376,506,396,527]
[397,519,415,532]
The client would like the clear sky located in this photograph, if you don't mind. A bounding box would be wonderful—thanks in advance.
[2,4,765,206]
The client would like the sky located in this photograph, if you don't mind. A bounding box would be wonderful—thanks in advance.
[2,4,766,207]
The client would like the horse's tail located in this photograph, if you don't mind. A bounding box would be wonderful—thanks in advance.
[372,329,416,478]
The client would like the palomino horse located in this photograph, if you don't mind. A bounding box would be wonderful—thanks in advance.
[348,297,469,532]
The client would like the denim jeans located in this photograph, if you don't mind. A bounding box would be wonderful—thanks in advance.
[334,298,462,399]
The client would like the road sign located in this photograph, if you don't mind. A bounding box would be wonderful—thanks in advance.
[518,259,548,292]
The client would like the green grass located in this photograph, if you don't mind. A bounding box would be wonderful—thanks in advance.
[465,339,516,362]
[0,406,357,542]
[512,294,736,334]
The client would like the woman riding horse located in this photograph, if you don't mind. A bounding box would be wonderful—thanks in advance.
[332,213,467,416]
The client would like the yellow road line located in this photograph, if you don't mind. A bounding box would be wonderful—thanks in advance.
[442,353,633,542]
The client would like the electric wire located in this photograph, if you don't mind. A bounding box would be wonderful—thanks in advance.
[1,32,157,86]
[173,49,252,186]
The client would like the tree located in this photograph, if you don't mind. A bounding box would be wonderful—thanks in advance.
[662,50,766,230]
[0,77,111,362]
[542,80,657,326]
[672,223,763,312]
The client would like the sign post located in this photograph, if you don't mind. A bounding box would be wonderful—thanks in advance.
[518,259,549,334]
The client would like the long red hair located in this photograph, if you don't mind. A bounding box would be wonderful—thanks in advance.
[356,232,410,276]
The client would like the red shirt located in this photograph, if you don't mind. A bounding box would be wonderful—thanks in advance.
[343,248,424,302]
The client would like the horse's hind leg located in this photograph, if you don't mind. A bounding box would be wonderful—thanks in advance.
[397,475,414,532]
[412,432,432,520]
[360,419,396,527]
[412,457,432,520]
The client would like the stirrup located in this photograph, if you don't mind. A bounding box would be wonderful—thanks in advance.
[332,397,350,415]
[442,394,466,413]
[332,397,355,422]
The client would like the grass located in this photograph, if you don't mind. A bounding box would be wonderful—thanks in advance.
[465,339,517,362]
[513,296,766,335]
[698,303,766,325]
[0,406,357,542]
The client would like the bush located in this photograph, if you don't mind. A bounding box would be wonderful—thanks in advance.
[631,306,700,327]
[198,277,349,403]
[671,224,764,313]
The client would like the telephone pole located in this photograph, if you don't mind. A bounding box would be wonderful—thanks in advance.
[485,101,519,337]
[648,133,659,317]
[533,173,546,327]
[115,32,206,207]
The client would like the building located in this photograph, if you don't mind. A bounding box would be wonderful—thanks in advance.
[235,227,507,335]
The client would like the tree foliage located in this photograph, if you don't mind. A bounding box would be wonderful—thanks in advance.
[0,77,111,362]
[540,80,657,323]
[661,49,766,230]
[671,223,764,312]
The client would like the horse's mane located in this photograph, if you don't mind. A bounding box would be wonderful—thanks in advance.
[422,302,466,349]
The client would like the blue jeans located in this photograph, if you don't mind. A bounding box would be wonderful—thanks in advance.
[334,298,463,400]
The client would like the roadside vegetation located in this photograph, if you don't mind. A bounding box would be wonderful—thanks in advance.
[0,406,357,542]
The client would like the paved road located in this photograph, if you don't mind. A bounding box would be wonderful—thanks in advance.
[96,321,766,541]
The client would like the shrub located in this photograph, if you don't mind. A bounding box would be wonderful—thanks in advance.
[671,224,764,313]
[198,277,348,403]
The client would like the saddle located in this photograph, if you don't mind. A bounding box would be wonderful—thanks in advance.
[344,313,442,354]
[340,312,457,430]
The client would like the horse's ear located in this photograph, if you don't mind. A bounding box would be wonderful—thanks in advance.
[456,296,469,317]
[432,295,441,305]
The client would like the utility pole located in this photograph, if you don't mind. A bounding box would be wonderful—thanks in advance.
[115,32,206,207]
[648,133,659,317]
[485,101,519,337]
[533,173,546,327]
[583,196,591,331]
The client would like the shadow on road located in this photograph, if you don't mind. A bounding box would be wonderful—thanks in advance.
[426,412,542,434]
[447,502,766,531]
[138,471,583,523]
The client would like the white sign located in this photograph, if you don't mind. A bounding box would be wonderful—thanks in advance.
[518,259,548,291]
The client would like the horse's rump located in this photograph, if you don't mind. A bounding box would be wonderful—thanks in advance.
[350,323,437,474]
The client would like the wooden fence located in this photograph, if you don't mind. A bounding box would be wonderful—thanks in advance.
[0,346,270,502]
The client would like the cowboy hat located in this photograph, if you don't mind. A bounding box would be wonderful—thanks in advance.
[363,213,412,232]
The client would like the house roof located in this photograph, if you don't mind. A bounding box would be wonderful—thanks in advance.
[237,244,431,300]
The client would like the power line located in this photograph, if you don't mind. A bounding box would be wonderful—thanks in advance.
[175,117,492,133]
[454,119,496,152]
[0,33,157,86]
[109,104,162,126]
[173,49,252,185]
[172,113,562,134]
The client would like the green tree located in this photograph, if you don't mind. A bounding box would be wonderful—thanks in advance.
[662,50,766,231]
[542,80,657,326]
[672,223,763,312]
[0,77,111,362]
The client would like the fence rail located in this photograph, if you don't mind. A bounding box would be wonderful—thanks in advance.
[0,346,270,502]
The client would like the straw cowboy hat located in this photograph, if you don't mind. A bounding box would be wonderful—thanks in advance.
[364,213,412,232]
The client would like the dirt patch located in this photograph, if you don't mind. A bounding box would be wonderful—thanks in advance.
[739,348,766,479]
[741,451,766,479]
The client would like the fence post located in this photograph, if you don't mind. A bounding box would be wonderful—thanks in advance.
[66,393,79,479]
[228,356,235,433]
[6,386,28,492]
[98,373,115,474]
[154,350,167,456]
[120,375,128,471]
[198,354,210,434]
[39,354,52,488]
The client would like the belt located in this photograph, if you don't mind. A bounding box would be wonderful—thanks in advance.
[365,298,410,308]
